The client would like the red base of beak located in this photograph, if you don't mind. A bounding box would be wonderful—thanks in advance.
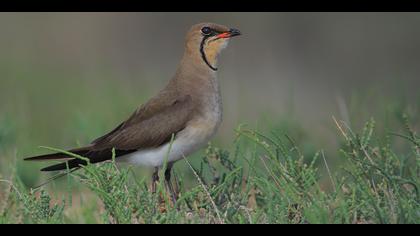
[217,29,241,39]
[217,32,231,39]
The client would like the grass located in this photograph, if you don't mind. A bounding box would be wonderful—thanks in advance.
[0,114,418,224]
[0,60,418,223]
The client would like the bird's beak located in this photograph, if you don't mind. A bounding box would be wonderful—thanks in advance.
[217,28,242,39]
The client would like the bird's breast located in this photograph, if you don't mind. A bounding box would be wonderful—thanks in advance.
[199,85,223,135]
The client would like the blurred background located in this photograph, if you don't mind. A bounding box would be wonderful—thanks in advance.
[0,13,419,189]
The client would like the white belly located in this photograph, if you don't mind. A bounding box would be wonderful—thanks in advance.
[117,122,219,168]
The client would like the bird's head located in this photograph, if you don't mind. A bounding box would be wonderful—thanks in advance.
[184,23,241,71]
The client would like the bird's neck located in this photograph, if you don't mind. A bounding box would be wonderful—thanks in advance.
[172,54,220,99]
[183,44,223,72]
[180,52,219,78]
[201,47,220,71]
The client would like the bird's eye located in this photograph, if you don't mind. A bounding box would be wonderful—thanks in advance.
[201,27,212,36]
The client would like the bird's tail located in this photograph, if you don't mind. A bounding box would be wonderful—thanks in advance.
[24,147,92,171]
[24,147,90,161]
[24,146,135,172]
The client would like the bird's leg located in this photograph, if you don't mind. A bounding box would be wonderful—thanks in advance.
[164,164,178,203]
[151,167,159,194]
[151,167,167,213]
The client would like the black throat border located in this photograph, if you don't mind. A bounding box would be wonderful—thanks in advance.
[200,36,218,71]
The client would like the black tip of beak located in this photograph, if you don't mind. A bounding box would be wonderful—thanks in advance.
[229,28,241,37]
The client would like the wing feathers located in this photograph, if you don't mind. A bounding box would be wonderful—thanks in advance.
[92,94,193,150]
[25,93,195,172]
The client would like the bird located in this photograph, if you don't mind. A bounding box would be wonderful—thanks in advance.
[24,22,241,200]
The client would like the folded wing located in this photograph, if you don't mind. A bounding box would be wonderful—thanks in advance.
[25,94,194,171]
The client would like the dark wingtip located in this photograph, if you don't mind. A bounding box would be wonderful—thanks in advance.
[41,162,71,172]
[24,147,90,162]
[24,156,46,161]
[40,158,87,172]
[24,155,71,162]
[40,166,56,172]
